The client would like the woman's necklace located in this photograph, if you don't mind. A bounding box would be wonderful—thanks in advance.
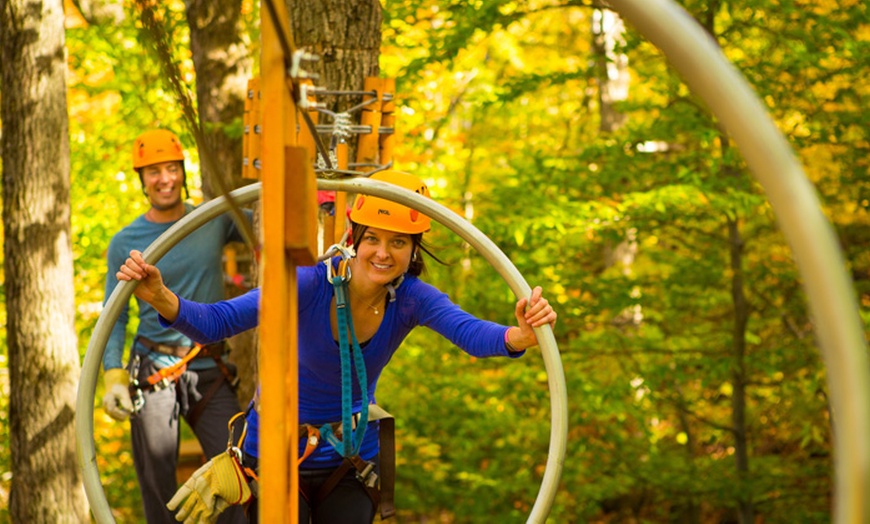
[367,293,386,315]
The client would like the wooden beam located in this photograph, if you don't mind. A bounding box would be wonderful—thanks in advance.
[259,0,302,521]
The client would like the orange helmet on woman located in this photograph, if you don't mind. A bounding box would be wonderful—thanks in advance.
[132,129,185,170]
[350,171,431,234]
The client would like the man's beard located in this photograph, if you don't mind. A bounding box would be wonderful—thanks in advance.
[150,196,183,211]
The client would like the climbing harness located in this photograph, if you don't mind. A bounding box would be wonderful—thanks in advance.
[268,243,396,518]
[126,340,239,427]
[295,405,396,518]
[145,344,201,389]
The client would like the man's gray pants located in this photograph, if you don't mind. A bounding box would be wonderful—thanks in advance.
[129,355,246,523]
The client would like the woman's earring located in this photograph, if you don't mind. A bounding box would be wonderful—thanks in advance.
[412,251,418,262]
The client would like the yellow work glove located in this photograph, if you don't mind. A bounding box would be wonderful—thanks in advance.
[167,451,252,524]
[102,368,133,421]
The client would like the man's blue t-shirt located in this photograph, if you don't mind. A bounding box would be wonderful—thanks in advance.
[102,203,246,371]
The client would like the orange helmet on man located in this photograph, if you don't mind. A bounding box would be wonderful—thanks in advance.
[132,129,185,169]
[131,129,188,197]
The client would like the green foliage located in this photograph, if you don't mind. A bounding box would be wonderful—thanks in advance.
[381,0,865,521]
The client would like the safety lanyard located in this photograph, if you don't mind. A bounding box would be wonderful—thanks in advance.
[145,344,202,387]
[320,246,369,457]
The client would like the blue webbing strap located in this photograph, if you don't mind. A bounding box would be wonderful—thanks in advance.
[348,314,369,453]
[320,263,369,457]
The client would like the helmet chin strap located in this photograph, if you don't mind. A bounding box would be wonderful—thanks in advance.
[385,275,403,303]
[149,198,184,212]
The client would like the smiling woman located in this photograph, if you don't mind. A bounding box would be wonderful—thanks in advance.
[110,169,558,524]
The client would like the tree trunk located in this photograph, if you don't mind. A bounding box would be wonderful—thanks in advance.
[287,0,382,113]
[185,0,259,406]
[728,185,755,524]
[185,0,253,200]
[1,0,88,521]
[592,7,628,133]
[702,0,754,516]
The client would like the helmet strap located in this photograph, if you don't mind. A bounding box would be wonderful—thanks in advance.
[385,275,404,303]
[180,165,189,199]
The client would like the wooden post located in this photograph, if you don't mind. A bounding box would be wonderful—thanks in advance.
[259,1,315,522]
[379,78,396,166]
[242,78,262,180]
[356,77,385,169]
[284,148,318,263]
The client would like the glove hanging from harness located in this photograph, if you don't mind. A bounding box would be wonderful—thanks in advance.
[102,368,134,420]
[167,412,252,523]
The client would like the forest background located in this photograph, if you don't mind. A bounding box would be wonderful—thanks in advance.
[0,0,868,522]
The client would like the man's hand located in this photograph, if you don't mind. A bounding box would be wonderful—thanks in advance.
[102,368,133,421]
[167,451,252,524]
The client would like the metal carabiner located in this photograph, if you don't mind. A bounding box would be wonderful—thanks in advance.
[129,354,145,415]
[324,243,355,283]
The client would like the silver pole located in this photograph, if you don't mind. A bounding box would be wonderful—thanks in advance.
[321,178,569,524]
[76,180,569,523]
[609,1,870,521]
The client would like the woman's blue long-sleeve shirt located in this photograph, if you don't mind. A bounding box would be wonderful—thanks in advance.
[164,259,524,468]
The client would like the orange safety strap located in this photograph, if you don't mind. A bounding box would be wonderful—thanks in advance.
[145,343,202,386]
[298,425,321,466]
[234,422,319,497]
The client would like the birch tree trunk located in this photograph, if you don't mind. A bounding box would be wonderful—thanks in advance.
[1,0,88,520]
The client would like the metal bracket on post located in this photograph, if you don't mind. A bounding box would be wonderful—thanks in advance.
[242,78,262,180]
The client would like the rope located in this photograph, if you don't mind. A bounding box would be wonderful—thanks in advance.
[319,251,369,457]
[134,0,257,252]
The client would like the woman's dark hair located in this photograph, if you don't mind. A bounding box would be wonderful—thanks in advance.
[350,222,445,277]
